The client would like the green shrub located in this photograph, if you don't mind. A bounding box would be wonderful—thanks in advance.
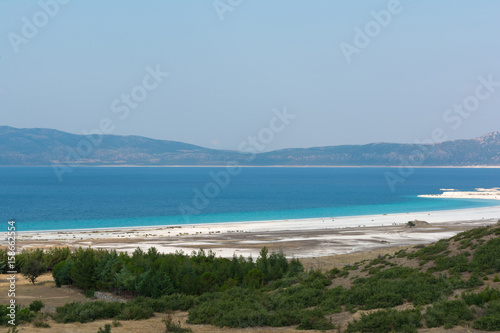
[470,238,500,273]
[425,300,474,329]
[97,324,111,333]
[29,300,44,312]
[54,301,124,323]
[463,286,500,307]
[346,309,422,333]
[116,305,154,320]
[473,315,500,331]
[188,288,266,327]
[431,254,469,273]
[296,308,334,330]
[408,240,449,261]
[473,299,500,330]
[0,304,36,326]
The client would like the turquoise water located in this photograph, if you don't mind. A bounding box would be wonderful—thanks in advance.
[1,167,499,231]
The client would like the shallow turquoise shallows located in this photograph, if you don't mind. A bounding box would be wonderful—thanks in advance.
[1,167,499,231]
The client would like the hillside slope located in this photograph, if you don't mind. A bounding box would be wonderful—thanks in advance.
[3,222,500,332]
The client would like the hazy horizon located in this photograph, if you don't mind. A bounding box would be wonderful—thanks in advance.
[1,1,499,151]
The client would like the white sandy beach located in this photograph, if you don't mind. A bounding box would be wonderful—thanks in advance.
[16,204,500,259]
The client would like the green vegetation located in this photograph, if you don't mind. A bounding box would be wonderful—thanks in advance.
[0,247,70,274]
[346,309,422,333]
[3,224,500,331]
[0,301,43,326]
[21,254,47,284]
[473,299,500,330]
[28,300,44,312]
[50,246,299,297]
[425,299,474,329]
[97,324,112,333]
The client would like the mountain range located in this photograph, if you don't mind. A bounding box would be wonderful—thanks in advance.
[1,126,499,166]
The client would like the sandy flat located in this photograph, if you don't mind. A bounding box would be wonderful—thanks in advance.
[419,187,500,200]
[13,205,500,259]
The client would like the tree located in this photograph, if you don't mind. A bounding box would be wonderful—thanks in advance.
[256,247,269,280]
[199,272,218,293]
[70,248,96,290]
[136,269,175,298]
[243,268,264,289]
[21,256,47,284]
[52,260,74,287]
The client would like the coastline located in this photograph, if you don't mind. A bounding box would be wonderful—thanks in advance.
[15,205,500,259]
[419,187,500,200]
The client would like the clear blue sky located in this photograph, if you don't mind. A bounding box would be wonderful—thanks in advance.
[1,0,499,151]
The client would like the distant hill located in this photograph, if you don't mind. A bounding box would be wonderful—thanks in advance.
[1,126,499,166]
[253,131,500,166]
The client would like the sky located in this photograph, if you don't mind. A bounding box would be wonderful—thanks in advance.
[0,0,499,151]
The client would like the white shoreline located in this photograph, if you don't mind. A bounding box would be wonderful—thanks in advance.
[17,205,500,240]
[11,205,500,258]
[419,188,500,201]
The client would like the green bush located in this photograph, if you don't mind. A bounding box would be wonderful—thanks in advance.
[463,286,500,307]
[473,299,500,330]
[116,305,154,320]
[470,238,500,273]
[188,288,266,327]
[346,309,422,333]
[473,315,500,331]
[54,301,124,323]
[97,324,111,333]
[425,300,474,329]
[296,308,334,330]
[29,300,44,312]
[408,239,449,261]
[0,304,36,326]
